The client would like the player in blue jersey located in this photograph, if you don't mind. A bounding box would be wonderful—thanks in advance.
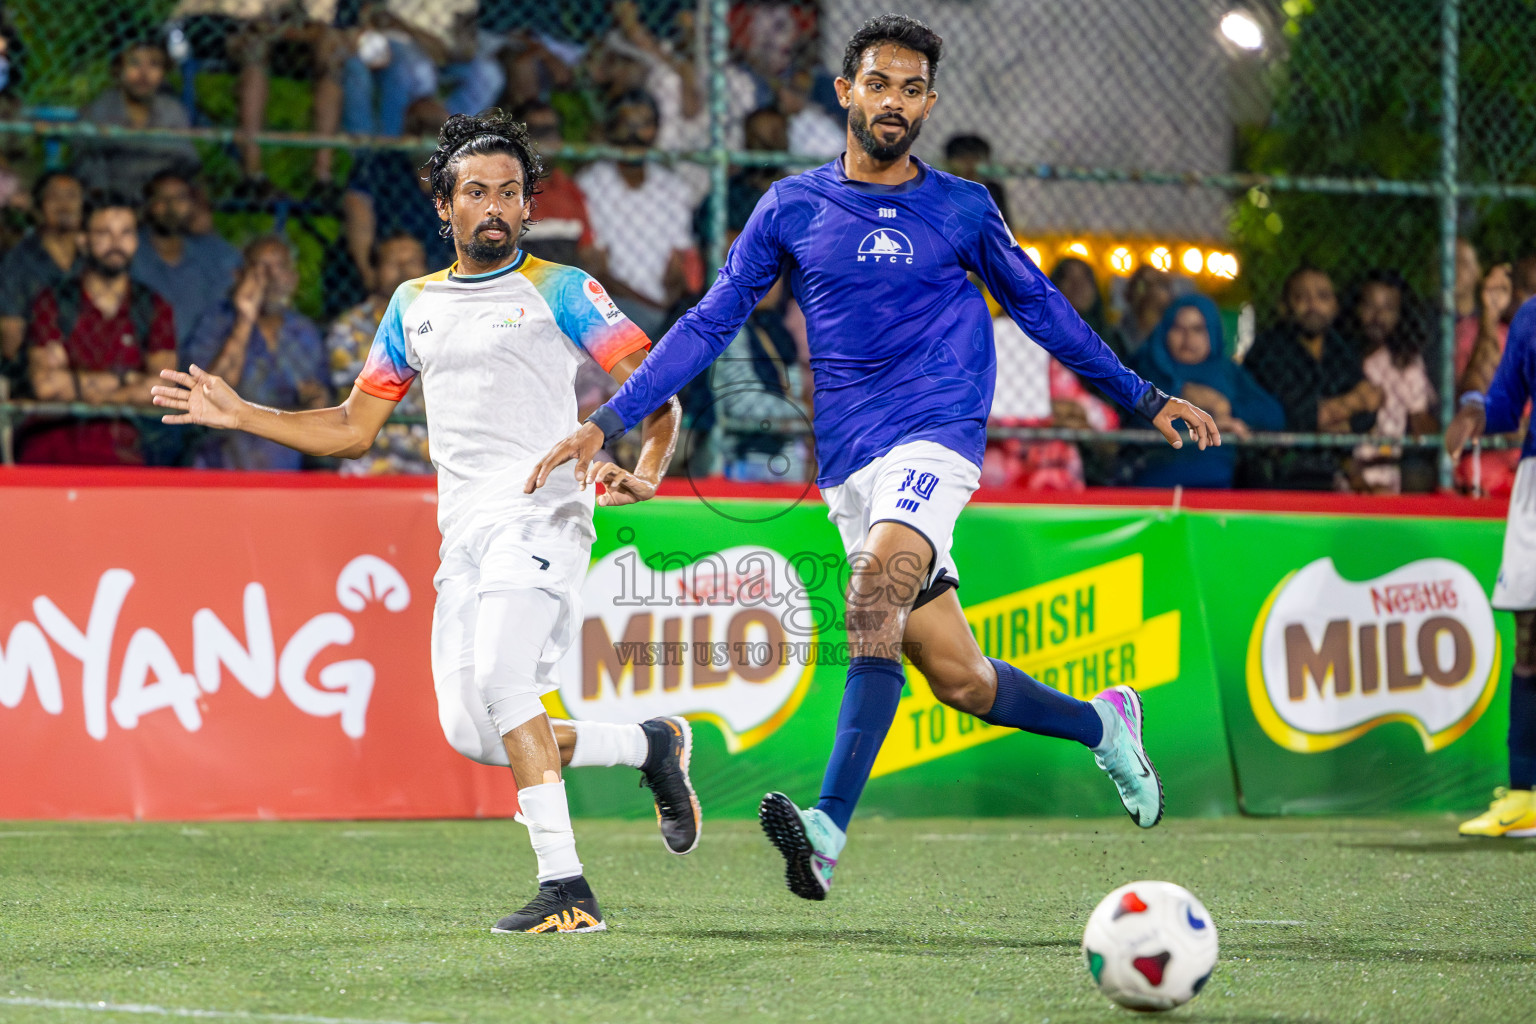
[1448,299,1536,838]
[529,15,1219,900]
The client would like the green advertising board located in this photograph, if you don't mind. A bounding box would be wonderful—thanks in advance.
[547,497,1509,820]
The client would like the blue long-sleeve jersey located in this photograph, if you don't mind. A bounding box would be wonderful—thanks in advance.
[590,157,1168,486]
[1484,299,1536,458]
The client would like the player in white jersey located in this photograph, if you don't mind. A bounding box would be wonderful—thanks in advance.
[152,112,692,934]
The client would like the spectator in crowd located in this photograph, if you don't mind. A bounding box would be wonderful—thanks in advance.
[327,232,431,475]
[1454,236,1481,320]
[342,0,502,137]
[131,170,242,346]
[169,0,346,185]
[779,65,844,158]
[1109,265,1173,359]
[344,97,456,288]
[18,194,176,465]
[496,27,577,113]
[710,275,811,482]
[0,172,85,392]
[694,105,788,243]
[1050,257,1108,337]
[74,38,201,199]
[1245,265,1382,489]
[1129,294,1283,489]
[1452,258,1536,496]
[608,2,762,200]
[515,100,596,269]
[575,90,699,339]
[184,235,328,469]
[944,134,1010,227]
[1345,270,1438,494]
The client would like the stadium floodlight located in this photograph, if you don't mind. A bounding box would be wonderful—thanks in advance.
[1219,10,1265,52]
[1181,248,1204,274]
[1110,246,1135,274]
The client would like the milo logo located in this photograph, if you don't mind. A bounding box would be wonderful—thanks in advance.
[1246,557,1500,753]
[552,546,815,751]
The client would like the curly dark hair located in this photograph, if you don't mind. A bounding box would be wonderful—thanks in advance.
[841,14,943,88]
[424,110,545,220]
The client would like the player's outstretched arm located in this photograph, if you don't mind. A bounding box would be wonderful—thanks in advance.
[1152,396,1221,451]
[152,364,397,459]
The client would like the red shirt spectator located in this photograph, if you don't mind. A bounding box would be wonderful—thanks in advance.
[18,280,176,464]
[521,166,596,268]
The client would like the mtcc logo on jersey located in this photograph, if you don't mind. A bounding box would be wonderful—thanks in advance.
[857,228,915,264]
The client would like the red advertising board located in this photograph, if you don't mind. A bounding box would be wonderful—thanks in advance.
[0,469,516,820]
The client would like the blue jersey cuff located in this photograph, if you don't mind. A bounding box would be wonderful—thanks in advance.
[587,405,629,445]
[1135,385,1172,422]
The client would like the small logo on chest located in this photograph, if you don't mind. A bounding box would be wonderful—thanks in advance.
[418,320,433,335]
[494,306,527,329]
[857,228,915,265]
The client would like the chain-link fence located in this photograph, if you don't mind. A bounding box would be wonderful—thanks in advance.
[0,0,1526,491]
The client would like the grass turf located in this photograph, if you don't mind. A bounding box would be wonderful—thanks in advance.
[1,816,1533,1023]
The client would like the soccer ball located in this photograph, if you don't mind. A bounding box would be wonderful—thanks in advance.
[1081,880,1218,1012]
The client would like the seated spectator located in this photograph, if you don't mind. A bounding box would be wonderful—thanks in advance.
[17,194,176,465]
[328,233,430,475]
[184,235,328,470]
[515,101,596,269]
[343,0,502,137]
[1050,257,1108,337]
[945,134,1010,227]
[1244,266,1382,490]
[1109,265,1173,359]
[344,97,456,288]
[74,37,201,199]
[575,90,699,339]
[694,106,788,243]
[131,170,243,347]
[780,66,844,158]
[1129,295,1283,489]
[1453,258,1536,496]
[1345,270,1438,494]
[711,276,810,482]
[169,0,346,184]
[0,172,85,393]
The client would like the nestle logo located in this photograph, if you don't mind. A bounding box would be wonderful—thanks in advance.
[1369,580,1459,616]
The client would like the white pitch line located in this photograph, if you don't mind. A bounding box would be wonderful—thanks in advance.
[0,996,446,1024]
[1234,920,1308,926]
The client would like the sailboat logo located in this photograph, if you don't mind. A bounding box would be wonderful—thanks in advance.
[856,228,915,263]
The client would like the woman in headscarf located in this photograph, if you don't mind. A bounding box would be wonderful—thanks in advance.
[1130,293,1283,488]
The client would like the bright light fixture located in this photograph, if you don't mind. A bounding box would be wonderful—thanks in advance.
[1067,241,1089,257]
[1182,248,1204,274]
[1220,10,1265,51]
[1149,246,1173,272]
[1110,246,1134,273]
[1024,245,1043,267]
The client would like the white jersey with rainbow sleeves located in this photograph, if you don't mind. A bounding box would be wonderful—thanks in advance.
[354,252,650,550]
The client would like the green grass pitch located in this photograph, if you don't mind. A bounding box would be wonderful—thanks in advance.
[1,816,1533,1023]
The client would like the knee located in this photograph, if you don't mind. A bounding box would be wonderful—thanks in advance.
[924,652,994,716]
[437,695,503,766]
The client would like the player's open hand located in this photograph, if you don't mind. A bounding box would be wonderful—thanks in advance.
[1152,396,1221,451]
[526,420,605,494]
[151,365,244,429]
[1444,401,1487,456]
[590,463,657,506]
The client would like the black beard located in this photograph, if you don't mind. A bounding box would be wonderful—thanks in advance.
[85,253,130,279]
[849,105,921,162]
[460,219,517,264]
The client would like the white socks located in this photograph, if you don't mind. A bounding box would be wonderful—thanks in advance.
[516,781,582,882]
[565,721,649,769]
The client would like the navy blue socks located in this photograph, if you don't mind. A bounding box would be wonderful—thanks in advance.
[814,656,905,832]
[1510,671,1536,789]
[981,657,1105,748]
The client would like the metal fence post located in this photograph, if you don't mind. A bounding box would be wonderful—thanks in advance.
[1437,0,1460,490]
[705,0,730,280]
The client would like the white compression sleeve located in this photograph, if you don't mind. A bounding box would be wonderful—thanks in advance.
[564,720,650,769]
[475,588,561,736]
[515,781,582,882]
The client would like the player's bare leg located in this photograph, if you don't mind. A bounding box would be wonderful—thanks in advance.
[760,521,927,900]
[553,718,702,854]
[903,591,1163,828]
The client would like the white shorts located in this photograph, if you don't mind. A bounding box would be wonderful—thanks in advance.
[431,517,591,766]
[821,439,981,608]
[1494,457,1536,611]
